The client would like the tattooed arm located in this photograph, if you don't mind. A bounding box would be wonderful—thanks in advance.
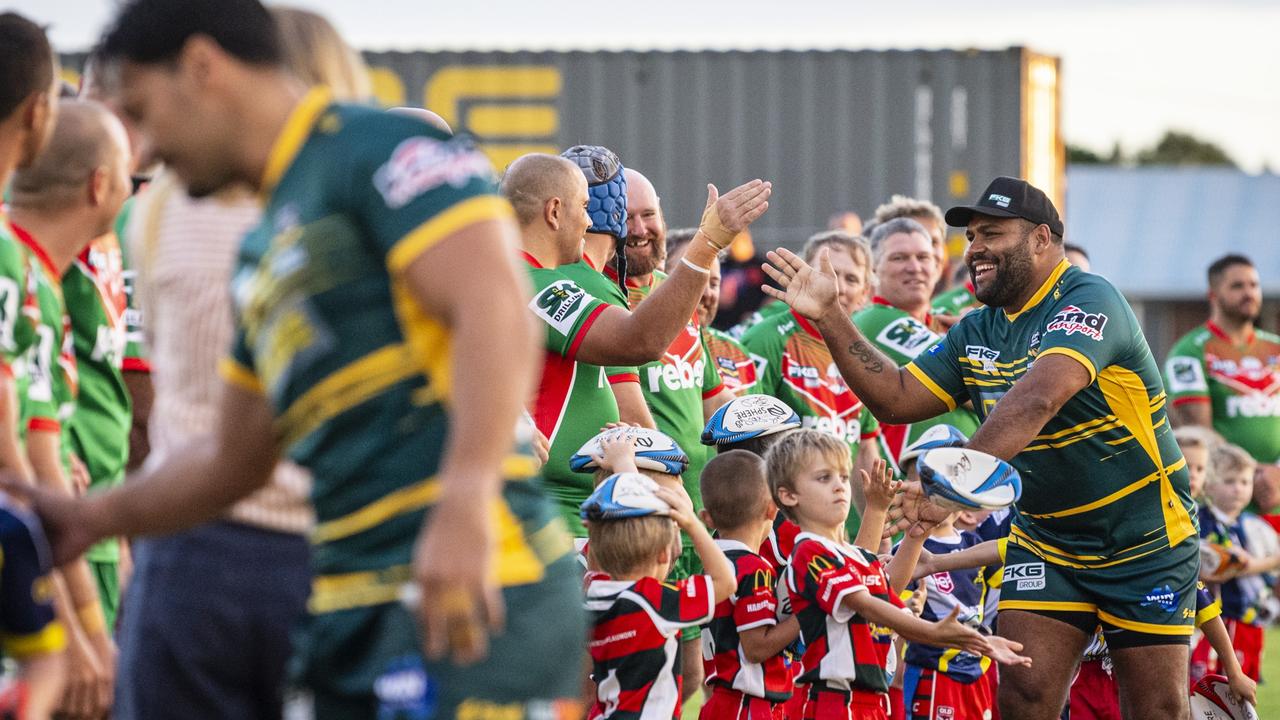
[762,248,950,423]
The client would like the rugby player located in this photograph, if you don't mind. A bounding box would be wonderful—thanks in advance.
[762,176,1198,719]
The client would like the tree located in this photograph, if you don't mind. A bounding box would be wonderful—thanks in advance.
[1135,131,1236,168]
[1067,144,1106,164]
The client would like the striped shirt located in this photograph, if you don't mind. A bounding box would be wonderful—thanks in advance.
[126,173,312,535]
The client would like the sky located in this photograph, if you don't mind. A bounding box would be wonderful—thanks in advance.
[16,0,1279,173]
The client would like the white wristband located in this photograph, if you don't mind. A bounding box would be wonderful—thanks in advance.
[681,256,711,274]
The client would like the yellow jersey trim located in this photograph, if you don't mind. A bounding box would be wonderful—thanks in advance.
[1196,600,1222,628]
[1097,609,1192,636]
[276,343,420,446]
[1037,346,1098,385]
[1,621,66,659]
[386,196,515,273]
[219,358,265,395]
[905,362,957,412]
[998,600,1098,614]
[259,87,333,200]
[1005,259,1071,322]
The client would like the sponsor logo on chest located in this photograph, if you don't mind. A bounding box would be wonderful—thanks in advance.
[1045,305,1108,341]
[646,324,705,393]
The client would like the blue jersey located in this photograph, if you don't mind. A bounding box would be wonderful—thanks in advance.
[1199,505,1271,625]
[0,494,63,659]
[901,530,989,683]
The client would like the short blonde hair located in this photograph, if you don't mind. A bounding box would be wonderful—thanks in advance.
[1173,425,1221,453]
[273,6,371,102]
[1208,442,1257,487]
[588,516,679,576]
[872,194,944,231]
[801,230,871,274]
[764,429,850,522]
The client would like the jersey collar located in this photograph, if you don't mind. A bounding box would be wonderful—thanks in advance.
[519,250,543,268]
[1206,320,1255,347]
[714,538,755,554]
[259,86,334,201]
[794,531,871,566]
[9,222,60,279]
[1004,258,1071,323]
[602,264,649,290]
[790,310,823,339]
[872,295,933,326]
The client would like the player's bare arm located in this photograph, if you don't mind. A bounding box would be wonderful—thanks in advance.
[611,382,657,429]
[0,375,33,480]
[739,615,800,664]
[965,353,1091,461]
[401,216,540,664]
[577,180,771,366]
[761,247,948,423]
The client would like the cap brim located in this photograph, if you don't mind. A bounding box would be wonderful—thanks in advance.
[944,205,1020,228]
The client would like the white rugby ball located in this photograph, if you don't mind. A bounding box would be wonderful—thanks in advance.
[702,395,800,446]
[917,447,1022,511]
[569,426,688,476]
[1190,674,1258,720]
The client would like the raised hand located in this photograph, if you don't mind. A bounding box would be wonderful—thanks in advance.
[985,635,1033,667]
[885,479,955,539]
[697,180,772,250]
[860,459,900,514]
[761,247,839,321]
[594,433,639,475]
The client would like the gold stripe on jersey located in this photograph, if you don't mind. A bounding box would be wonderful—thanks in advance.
[1004,259,1071,322]
[260,87,333,200]
[961,376,1011,388]
[1038,346,1098,384]
[276,344,421,446]
[998,600,1098,614]
[1009,526,1171,570]
[958,355,1032,374]
[936,648,992,675]
[311,455,539,544]
[1023,418,1126,452]
[1,621,66,659]
[1096,609,1192,636]
[219,358,265,395]
[906,362,957,411]
[1197,599,1222,627]
[1008,525,1106,562]
[1019,458,1186,521]
[1033,415,1118,442]
[1098,365,1196,547]
[386,195,515,273]
[391,280,452,404]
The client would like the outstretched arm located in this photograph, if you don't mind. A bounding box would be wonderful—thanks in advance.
[965,353,1090,461]
[761,248,948,423]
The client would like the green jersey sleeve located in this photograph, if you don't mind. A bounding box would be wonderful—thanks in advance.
[115,201,150,372]
[860,404,880,439]
[0,241,25,368]
[526,268,609,360]
[1163,332,1210,403]
[699,333,723,398]
[1035,280,1135,385]
[346,116,512,274]
[740,320,783,397]
[904,321,968,412]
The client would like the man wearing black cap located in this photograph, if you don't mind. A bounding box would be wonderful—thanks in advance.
[760,176,1196,719]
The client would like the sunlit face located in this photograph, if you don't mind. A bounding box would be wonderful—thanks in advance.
[559,172,591,264]
[875,231,938,312]
[825,247,869,316]
[1211,264,1262,325]
[1180,444,1208,499]
[624,175,665,278]
[911,214,948,279]
[116,60,240,198]
[1207,469,1253,518]
[777,453,853,531]
[964,216,1038,308]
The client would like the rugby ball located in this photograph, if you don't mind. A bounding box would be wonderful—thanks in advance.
[701,395,801,446]
[917,447,1022,511]
[580,472,672,521]
[1190,674,1258,720]
[569,427,689,476]
[1200,541,1249,582]
[898,424,970,466]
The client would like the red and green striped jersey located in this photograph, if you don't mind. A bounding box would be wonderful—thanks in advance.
[524,253,619,535]
[1164,322,1280,463]
[907,260,1196,569]
[557,257,640,387]
[608,268,722,510]
[852,298,979,469]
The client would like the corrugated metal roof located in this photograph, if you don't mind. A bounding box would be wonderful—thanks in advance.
[1065,166,1280,299]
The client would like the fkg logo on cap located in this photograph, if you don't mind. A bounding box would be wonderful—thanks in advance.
[988,193,1012,208]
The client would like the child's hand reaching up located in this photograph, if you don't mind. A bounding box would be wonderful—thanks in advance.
[594,432,639,474]
[860,459,900,514]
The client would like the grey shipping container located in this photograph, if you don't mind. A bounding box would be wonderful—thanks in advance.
[59,47,1063,251]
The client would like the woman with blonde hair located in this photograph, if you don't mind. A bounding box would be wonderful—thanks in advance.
[272,5,371,102]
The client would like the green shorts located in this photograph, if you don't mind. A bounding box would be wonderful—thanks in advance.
[296,553,584,719]
[667,544,703,643]
[89,559,119,632]
[998,533,1198,644]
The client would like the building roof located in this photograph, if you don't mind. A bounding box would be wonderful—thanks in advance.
[1065,166,1280,299]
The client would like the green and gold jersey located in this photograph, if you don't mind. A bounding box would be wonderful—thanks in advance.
[703,326,758,396]
[522,253,620,536]
[907,260,1195,568]
[610,268,722,510]
[931,281,981,318]
[852,299,979,469]
[223,89,559,591]
[1165,322,1280,464]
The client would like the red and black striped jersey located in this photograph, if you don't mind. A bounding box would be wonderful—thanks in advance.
[784,533,903,692]
[701,540,793,702]
[760,512,801,576]
[585,573,716,720]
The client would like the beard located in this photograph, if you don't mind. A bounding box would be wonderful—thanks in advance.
[624,234,664,277]
[1218,301,1262,326]
[970,236,1036,308]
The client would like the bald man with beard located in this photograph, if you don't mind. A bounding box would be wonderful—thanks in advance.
[503,154,770,540]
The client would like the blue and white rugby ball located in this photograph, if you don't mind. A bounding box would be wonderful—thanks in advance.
[917,447,1022,511]
[898,424,970,466]
[569,427,689,476]
[701,395,801,446]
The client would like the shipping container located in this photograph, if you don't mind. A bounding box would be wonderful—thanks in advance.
[60,47,1062,250]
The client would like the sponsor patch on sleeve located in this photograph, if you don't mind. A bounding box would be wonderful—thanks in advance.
[530,280,591,336]
[1166,356,1208,393]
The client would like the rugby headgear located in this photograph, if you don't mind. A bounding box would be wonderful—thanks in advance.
[702,395,801,446]
[580,472,672,522]
[562,145,629,292]
[570,427,689,477]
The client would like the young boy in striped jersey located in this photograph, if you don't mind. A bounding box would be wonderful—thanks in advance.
[583,441,735,720]
[698,450,800,720]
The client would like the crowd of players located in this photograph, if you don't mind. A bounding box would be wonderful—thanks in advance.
[0,1,1278,719]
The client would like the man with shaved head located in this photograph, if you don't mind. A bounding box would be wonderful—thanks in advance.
[9,98,135,719]
[502,152,772,542]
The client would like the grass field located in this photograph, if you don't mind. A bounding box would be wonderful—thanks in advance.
[679,626,1280,717]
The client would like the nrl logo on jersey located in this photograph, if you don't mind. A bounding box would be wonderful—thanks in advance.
[373,137,494,209]
[1045,305,1108,341]
[965,345,1001,373]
